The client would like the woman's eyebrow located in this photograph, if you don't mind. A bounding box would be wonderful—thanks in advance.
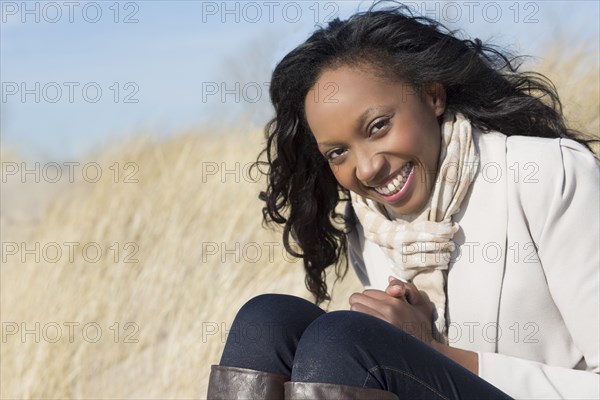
[317,140,345,148]
[355,106,386,130]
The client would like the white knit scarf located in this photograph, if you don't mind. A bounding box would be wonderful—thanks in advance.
[350,112,479,343]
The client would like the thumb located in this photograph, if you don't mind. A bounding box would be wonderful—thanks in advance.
[402,283,424,305]
[386,284,406,298]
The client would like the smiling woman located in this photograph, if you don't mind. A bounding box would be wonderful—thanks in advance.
[305,66,444,216]
[206,2,599,399]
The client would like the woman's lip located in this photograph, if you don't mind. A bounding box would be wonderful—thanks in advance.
[370,164,415,204]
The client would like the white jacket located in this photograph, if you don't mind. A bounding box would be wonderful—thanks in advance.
[346,130,600,399]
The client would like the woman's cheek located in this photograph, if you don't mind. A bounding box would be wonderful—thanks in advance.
[384,128,420,155]
[330,165,352,189]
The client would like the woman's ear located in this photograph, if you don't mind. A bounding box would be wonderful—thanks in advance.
[424,82,446,117]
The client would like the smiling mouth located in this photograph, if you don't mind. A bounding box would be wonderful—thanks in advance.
[373,162,414,196]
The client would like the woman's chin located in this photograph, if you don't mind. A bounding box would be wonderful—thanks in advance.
[385,199,428,218]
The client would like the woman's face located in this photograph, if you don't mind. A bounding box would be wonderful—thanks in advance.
[304,65,446,216]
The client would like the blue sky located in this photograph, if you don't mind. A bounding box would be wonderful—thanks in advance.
[1,0,599,160]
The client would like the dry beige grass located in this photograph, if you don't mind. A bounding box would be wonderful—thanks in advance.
[536,41,600,154]
[0,128,361,399]
[1,45,598,399]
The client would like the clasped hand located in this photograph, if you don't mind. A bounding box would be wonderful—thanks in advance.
[349,276,436,346]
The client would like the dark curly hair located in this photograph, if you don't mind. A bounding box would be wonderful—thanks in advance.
[255,1,596,305]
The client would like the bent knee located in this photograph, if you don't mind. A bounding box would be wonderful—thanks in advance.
[233,293,324,327]
[298,310,414,350]
[297,311,374,348]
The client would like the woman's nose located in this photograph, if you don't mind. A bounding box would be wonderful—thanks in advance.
[355,151,384,185]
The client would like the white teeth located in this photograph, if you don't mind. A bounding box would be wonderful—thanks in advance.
[373,162,413,196]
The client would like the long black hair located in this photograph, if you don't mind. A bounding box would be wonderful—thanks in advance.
[256,1,596,305]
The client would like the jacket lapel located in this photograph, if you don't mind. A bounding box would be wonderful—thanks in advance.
[447,130,508,352]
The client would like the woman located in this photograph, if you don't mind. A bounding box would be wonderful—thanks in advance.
[207,2,599,399]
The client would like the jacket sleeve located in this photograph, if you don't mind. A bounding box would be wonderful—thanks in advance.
[477,138,600,399]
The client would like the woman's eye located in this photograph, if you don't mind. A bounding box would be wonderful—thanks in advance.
[326,148,346,161]
[370,118,390,136]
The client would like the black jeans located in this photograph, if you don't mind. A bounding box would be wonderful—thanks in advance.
[219,294,513,399]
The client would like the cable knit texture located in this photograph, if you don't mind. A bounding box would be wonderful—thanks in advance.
[350,112,479,343]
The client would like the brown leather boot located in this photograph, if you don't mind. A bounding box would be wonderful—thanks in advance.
[207,365,289,399]
[284,381,399,399]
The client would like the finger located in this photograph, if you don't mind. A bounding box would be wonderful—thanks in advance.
[361,289,408,304]
[349,302,387,321]
[351,292,409,316]
[387,280,422,305]
[403,284,427,306]
[351,293,413,327]
[360,289,391,301]
[385,284,406,298]
[350,292,388,309]
[386,279,409,297]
